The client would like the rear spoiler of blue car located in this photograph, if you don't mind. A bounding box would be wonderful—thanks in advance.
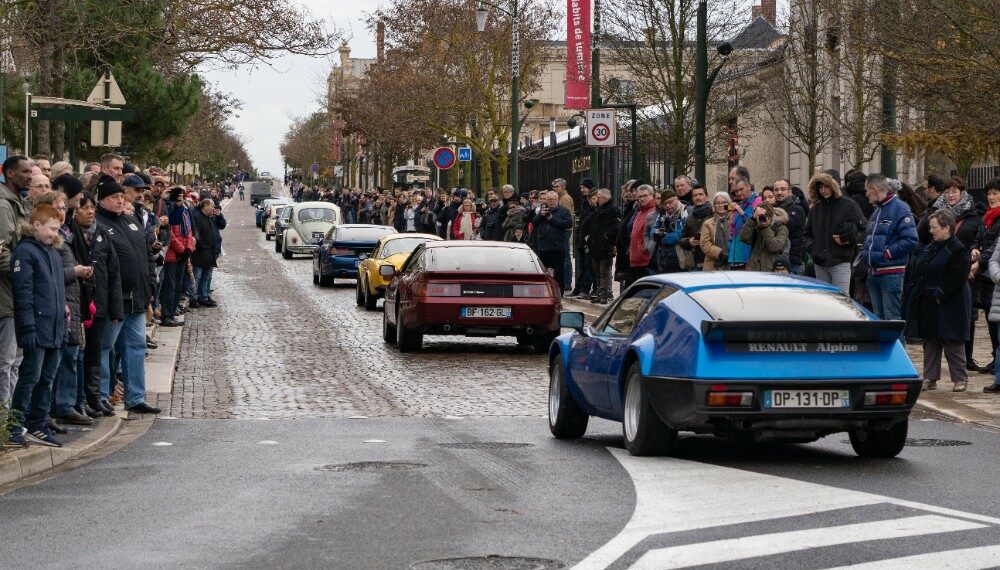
[701,320,906,344]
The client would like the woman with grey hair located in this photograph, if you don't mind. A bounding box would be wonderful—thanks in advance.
[701,192,734,271]
[905,210,972,392]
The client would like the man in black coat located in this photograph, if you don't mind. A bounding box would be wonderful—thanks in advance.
[774,179,807,274]
[525,191,573,293]
[804,172,866,293]
[191,199,219,307]
[615,181,640,286]
[582,189,620,303]
[678,184,712,270]
[93,175,160,415]
[479,196,505,241]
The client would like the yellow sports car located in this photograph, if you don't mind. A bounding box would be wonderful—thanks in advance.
[356,233,442,310]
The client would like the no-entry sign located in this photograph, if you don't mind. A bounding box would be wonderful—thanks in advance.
[433,147,457,170]
[586,109,617,147]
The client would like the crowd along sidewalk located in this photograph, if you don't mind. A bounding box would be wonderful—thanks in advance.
[0,320,183,488]
[560,290,1000,430]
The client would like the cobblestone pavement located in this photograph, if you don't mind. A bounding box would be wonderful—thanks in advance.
[155,201,549,419]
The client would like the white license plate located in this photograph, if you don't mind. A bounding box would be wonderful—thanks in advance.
[461,306,512,318]
[312,231,324,239]
[764,390,850,408]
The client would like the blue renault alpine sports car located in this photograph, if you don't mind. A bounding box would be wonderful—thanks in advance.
[548,272,921,458]
[312,224,397,286]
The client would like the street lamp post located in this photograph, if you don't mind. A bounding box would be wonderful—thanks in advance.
[476,0,524,191]
[693,0,732,185]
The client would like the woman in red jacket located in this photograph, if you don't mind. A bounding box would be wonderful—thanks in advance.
[452,199,478,240]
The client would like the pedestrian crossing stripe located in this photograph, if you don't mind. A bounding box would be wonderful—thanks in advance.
[574,449,1000,570]
[824,545,1000,569]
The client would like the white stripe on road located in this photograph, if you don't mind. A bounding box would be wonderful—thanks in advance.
[823,545,1000,569]
[629,515,984,569]
[574,448,1000,570]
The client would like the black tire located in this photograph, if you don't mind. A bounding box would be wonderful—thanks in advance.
[849,421,908,458]
[313,271,319,285]
[532,331,559,353]
[396,310,423,352]
[265,233,271,241]
[355,279,364,306]
[515,333,532,347]
[275,239,282,253]
[282,247,292,260]
[548,358,589,439]
[622,363,676,456]
[382,307,397,344]
[363,279,378,311]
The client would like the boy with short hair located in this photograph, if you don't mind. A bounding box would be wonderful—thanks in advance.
[7,203,67,447]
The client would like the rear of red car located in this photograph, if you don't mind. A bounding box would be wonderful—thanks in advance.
[399,271,561,337]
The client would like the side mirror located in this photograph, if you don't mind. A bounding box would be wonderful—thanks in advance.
[379,264,396,278]
[559,311,586,332]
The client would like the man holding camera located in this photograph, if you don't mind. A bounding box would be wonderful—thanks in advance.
[525,191,573,293]
[727,177,762,270]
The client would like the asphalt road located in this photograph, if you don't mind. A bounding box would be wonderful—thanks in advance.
[2,197,1000,569]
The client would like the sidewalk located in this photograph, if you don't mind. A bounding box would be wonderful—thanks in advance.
[560,294,1000,429]
[0,321,183,488]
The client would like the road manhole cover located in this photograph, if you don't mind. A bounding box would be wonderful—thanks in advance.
[435,442,534,450]
[315,461,427,472]
[410,555,565,569]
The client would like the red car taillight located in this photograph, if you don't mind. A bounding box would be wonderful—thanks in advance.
[512,283,553,298]
[705,384,754,407]
[423,282,461,297]
[329,247,351,255]
[864,384,909,406]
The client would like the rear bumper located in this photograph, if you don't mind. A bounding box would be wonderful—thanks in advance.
[401,297,560,335]
[286,243,318,254]
[323,257,361,277]
[643,376,921,438]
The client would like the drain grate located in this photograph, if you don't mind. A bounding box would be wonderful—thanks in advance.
[435,442,534,450]
[315,461,427,472]
[840,438,972,447]
[904,438,972,447]
[410,555,566,569]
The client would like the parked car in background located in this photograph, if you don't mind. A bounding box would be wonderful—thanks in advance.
[280,201,341,260]
[312,224,397,286]
[357,233,442,310]
[547,272,921,458]
[274,205,293,253]
[382,242,561,352]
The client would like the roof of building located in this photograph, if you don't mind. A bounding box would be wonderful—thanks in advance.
[728,16,785,50]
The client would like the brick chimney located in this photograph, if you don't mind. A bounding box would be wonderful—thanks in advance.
[752,4,762,20]
[760,0,776,25]
[376,21,385,63]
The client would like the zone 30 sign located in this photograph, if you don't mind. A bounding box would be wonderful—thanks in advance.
[585,108,617,147]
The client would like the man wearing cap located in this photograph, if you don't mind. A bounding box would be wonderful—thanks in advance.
[0,156,31,406]
[94,175,160,415]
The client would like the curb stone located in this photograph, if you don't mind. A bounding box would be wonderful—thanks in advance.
[0,415,122,487]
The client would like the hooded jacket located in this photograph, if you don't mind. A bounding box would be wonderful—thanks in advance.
[739,207,790,271]
[804,173,866,266]
[0,182,28,319]
[862,194,918,275]
[12,232,67,349]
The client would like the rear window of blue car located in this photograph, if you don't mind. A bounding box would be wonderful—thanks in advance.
[336,227,395,242]
[689,287,870,321]
[427,246,543,273]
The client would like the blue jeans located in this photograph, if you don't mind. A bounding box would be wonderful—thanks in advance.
[100,317,125,400]
[193,266,213,302]
[53,344,80,415]
[11,346,62,428]
[994,345,1000,387]
[115,313,149,408]
[868,272,904,320]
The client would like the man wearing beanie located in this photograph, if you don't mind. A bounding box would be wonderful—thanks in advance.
[94,175,160,415]
[52,173,85,212]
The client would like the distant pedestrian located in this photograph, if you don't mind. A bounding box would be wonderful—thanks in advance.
[905,211,971,392]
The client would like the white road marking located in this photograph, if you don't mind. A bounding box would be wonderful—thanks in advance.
[629,515,984,569]
[823,545,1000,569]
[257,440,279,445]
[349,415,368,419]
[574,448,1000,570]
[363,439,386,443]
[152,442,173,446]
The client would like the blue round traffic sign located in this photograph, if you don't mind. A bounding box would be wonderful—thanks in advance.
[433,147,457,170]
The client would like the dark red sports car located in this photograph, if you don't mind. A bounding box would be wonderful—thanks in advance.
[382,241,562,352]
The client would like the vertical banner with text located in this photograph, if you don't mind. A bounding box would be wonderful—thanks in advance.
[564,0,591,109]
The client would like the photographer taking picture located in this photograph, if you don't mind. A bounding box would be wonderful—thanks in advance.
[739,203,790,271]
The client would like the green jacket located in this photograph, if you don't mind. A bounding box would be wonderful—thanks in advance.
[0,182,27,318]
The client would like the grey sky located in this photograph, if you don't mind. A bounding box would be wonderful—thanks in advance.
[201,0,386,176]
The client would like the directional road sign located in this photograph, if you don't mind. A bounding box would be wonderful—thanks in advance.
[433,147,457,170]
[458,147,473,162]
[586,108,617,147]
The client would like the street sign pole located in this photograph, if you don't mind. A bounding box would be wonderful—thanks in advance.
[24,92,31,154]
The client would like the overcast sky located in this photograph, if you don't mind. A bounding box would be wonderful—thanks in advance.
[201,0,387,176]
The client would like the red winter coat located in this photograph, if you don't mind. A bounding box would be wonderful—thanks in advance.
[452,212,478,240]
[629,199,657,267]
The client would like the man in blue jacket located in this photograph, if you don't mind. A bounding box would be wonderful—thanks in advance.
[863,173,919,320]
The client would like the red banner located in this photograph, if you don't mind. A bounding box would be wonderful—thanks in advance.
[565,0,591,110]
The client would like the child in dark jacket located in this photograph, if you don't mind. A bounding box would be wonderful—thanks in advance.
[8,204,68,447]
